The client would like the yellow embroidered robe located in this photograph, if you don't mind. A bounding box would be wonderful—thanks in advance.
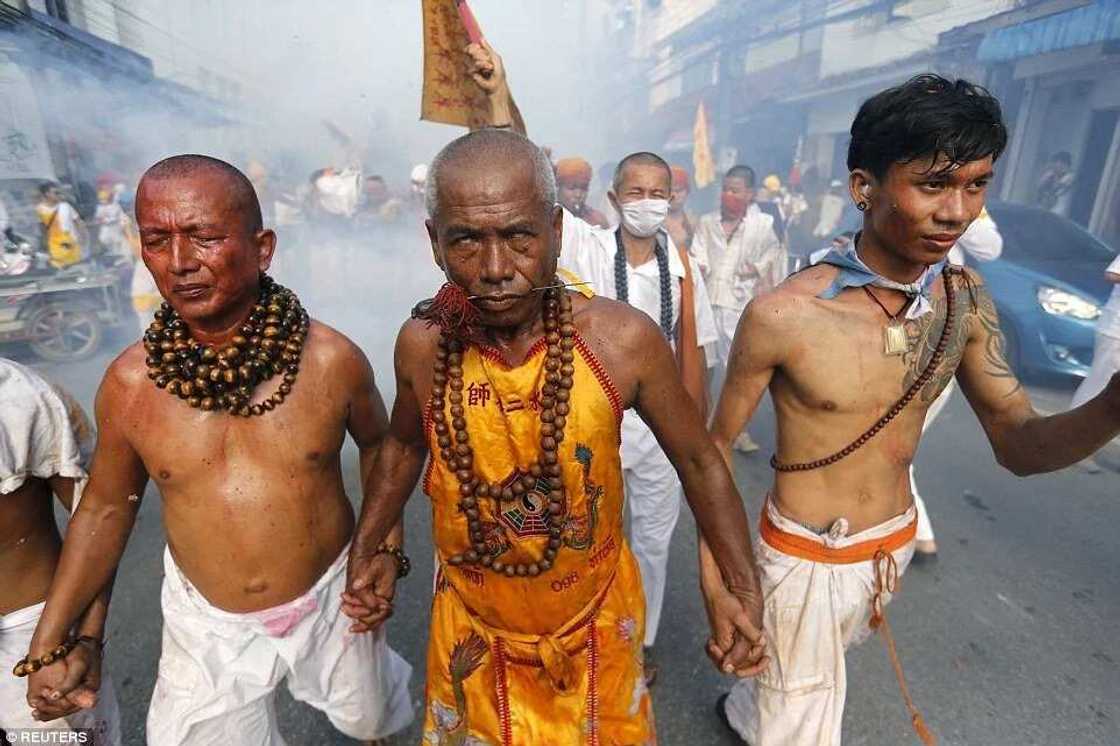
[422,332,655,746]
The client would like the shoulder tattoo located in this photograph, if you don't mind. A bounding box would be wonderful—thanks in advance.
[901,274,970,403]
[968,275,1023,397]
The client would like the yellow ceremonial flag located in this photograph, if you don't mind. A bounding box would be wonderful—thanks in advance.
[420,0,522,130]
[420,0,486,127]
[692,100,716,189]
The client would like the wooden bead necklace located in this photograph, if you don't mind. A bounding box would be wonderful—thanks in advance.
[142,274,309,416]
[432,286,576,577]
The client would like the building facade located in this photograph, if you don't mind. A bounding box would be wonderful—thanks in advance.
[607,0,1120,247]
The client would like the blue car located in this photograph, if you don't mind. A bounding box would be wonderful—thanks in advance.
[976,202,1116,380]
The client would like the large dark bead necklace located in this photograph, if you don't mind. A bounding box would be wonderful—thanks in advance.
[142,274,309,416]
[613,228,674,339]
[432,286,575,577]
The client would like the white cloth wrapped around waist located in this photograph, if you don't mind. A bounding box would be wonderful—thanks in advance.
[161,541,348,637]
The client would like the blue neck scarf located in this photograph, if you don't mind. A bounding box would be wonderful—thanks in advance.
[815,238,945,319]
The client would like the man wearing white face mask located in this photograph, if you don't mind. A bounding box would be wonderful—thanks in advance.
[557,152,719,683]
[691,165,787,452]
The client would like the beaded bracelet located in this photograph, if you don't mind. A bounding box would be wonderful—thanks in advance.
[375,544,411,579]
[11,636,102,677]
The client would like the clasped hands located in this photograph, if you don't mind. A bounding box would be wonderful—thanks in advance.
[341,548,400,634]
[24,638,102,722]
[702,578,770,679]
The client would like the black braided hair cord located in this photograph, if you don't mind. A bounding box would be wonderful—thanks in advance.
[614,229,675,338]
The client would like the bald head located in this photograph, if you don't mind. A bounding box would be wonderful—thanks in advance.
[426,129,556,219]
[613,152,671,193]
[422,129,564,331]
[140,154,263,234]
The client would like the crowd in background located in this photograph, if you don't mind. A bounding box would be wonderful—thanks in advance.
[2,141,1117,417]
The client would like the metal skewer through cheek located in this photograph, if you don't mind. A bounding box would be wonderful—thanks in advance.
[466,281,590,301]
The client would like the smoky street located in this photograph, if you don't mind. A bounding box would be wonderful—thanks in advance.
[5,2,1120,745]
[15,234,1118,746]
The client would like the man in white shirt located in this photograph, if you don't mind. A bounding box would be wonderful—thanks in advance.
[691,165,787,452]
[0,193,9,239]
[1072,253,1120,409]
[813,179,847,240]
[93,185,131,261]
[557,152,719,679]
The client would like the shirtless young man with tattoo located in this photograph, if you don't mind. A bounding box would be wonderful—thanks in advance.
[707,76,1120,745]
[20,156,412,746]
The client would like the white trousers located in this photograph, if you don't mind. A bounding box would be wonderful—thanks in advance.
[712,305,744,372]
[711,305,759,444]
[1072,332,1120,409]
[147,543,413,746]
[0,602,121,745]
[621,411,682,648]
[725,501,916,746]
[909,380,955,544]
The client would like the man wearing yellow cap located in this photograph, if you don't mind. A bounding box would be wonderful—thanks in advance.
[756,174,790,244]
[555,158,611,229]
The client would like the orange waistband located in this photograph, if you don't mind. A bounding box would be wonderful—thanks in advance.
[759,506,916,565]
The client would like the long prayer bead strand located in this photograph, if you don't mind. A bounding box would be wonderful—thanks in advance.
[431,285,576,577]
[613,229,674,339]
[770,267,957,472]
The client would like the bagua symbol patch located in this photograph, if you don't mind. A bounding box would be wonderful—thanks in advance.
[499,470,554,538]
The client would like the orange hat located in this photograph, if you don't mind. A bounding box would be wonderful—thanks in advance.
[670,165,690,191]
[555,157,593,186]
[96,171,122,189]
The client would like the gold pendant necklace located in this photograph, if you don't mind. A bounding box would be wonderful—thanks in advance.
[864,286,913,357]
[883,322,910,356]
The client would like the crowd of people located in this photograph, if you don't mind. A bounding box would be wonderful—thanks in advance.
[2,38,1120,746]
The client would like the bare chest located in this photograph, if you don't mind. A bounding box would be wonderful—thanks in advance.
[124,377,347,490]
[779,298,965,416]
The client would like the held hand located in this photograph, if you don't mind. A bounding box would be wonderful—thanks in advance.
[26,641,101,721]
[464,39,506,96]
[703,584,768,678]
[342,549,398,634]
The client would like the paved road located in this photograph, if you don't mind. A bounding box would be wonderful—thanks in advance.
[9,236,1119,745]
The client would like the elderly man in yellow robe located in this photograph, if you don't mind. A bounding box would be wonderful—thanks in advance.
[342,129,768,745]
